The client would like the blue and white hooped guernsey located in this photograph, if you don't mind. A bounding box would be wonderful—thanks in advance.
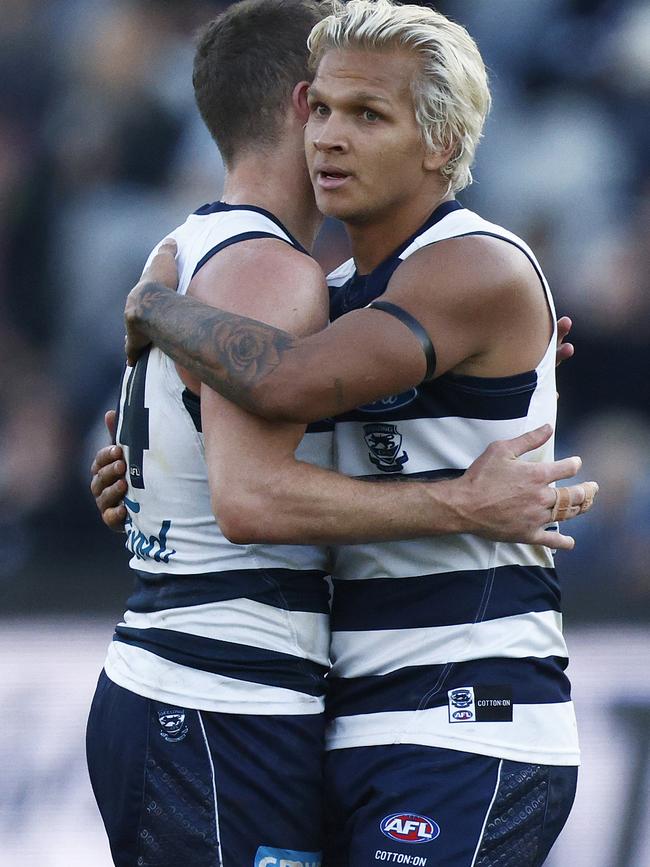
[325,200,580,765]
[105,202,333,715]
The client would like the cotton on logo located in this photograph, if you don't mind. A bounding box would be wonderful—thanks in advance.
[380,813,440,844]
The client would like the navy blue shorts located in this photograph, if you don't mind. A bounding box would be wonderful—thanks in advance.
[86,670,324,866]
[323,744,577,866]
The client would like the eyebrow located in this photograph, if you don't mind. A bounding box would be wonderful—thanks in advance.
[307,87,392,105]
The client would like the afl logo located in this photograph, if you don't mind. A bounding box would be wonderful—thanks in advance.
[453,710,473,721]
[380,813,440,844]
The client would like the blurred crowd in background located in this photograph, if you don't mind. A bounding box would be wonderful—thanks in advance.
[1,0,649,620]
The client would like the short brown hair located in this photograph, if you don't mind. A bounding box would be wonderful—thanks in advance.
[193,0,326,165]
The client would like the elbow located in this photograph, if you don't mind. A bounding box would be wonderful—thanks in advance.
[255,383,321,425]
[213,491,280,545]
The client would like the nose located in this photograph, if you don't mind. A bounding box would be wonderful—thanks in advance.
[310,114,348,154]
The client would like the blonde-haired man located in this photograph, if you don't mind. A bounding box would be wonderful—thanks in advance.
[98,1,591,863]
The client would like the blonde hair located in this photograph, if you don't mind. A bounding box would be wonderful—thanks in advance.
[308,0,491,192]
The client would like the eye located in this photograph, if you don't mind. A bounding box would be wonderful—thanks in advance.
[361,108,380,122]
[310,103,330,118]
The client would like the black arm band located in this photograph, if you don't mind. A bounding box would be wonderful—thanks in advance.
[367,300,436,381]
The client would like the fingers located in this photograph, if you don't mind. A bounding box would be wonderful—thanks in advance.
[533,481,599,549]
[90,442,128,532]
[96,476,128,533]
[90,458,127,498]
[141,237,179,290]
[103,503,128,533]
[105,409,117,442]
[139,239,178,280]
[555,316,575,368]
[125,333,147,367]
[90,445,123,477]
[530,527,575,551]
[504,424,553,459]
[126,340,138,367]
[556,316,572,343]
[522,479,599,550]
[542,455,582,483]
[579,481,599,514]
[555,342,574,365]
[96,477,127,513]
[157,237,177,255]
[546,481,598,514]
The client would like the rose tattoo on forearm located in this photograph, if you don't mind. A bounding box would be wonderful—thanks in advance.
[132,283,297,411]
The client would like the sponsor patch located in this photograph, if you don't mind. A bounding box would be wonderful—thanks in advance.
[157,708,189,742]
[358,389,419,414]
[380,813,440,844]
[363,423,409,473]
[254,846,322,867]
[448,686,513,723]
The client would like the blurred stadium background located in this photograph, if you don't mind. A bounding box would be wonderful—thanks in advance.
[1,0,648,864]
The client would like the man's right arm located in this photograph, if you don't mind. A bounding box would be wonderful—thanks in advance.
[92,423,596,550]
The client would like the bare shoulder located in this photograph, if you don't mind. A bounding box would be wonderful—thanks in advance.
[190,238,328,336]
[384,234,551,377]
[387,234,540,315]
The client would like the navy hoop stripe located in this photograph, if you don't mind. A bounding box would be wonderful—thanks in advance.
[126,569,331,615]
[326,655,571,719]
[114,626,328,696]
[332,565,561,632]
[334,370,537,424]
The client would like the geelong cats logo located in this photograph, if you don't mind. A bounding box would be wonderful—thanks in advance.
[363,423,409,473]
[158,709,189,742]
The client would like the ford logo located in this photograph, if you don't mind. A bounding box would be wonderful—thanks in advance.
[357,388,418,414]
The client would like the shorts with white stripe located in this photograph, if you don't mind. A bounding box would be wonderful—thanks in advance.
[87,671,324,866]
[323,744,577,866]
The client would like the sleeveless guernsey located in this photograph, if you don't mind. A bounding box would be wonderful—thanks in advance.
[325,200,580,765]
[104,203,333,715]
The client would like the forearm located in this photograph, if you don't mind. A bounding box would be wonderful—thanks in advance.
[130,281,300,418]
[223,459,467,546]
[220,429,588,550]
[128,282,425,423]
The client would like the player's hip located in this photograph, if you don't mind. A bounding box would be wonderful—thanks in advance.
[324,742,577,867]
[87,670,325,866]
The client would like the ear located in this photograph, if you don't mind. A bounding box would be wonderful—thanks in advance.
[423,144,455,173]
[292,80,311,124]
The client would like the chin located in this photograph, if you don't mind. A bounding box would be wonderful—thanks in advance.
[316,195,368,224]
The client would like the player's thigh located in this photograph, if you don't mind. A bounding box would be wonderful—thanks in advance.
[86,670,150,866]
[324,744,577,867]
[87,672,222,866]
[202,709,326,866]
[87,672,325,866]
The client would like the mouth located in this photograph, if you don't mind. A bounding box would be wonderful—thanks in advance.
[315,167,352,191]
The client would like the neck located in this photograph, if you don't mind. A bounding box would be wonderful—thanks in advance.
[222,144,322,252]
[347,185,454,274]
